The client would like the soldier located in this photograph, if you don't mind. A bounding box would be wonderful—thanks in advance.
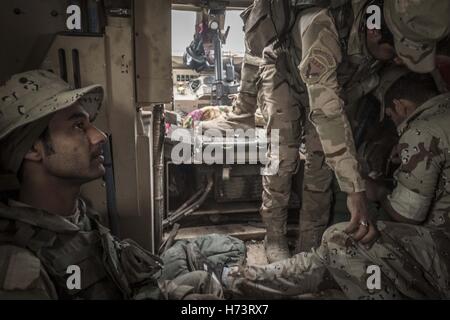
[250,0,395,261]
[224,69,450,300]
[297,0,450,254]
[0,70,224,300]
[204,0,450,262]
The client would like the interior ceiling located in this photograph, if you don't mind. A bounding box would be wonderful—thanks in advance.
[172,0,252,10]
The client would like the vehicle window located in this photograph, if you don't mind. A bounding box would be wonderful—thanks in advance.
[171,9,244,56]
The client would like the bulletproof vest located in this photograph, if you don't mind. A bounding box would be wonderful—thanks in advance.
[0,202,163,300]
[244,0,353,57]
[292,0,354,51]
[287,0,381,115]
[245,0,379,103]
[243,0,293,57]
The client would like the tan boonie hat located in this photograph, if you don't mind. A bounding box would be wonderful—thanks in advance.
[384,0,450,73]
[374,65,410,121]
[0,69,103,140]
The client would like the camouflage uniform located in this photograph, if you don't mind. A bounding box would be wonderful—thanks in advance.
[0,70,224,300]
[258,47,305,261]
[207,0,450,260]
[0,200,223,299]
[228,93,450,299]
[260,1,383,257]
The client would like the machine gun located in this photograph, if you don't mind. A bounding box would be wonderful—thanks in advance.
[183,0,239,105]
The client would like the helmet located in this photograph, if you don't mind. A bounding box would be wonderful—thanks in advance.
[0,69,103,140]
[384,0,450,73]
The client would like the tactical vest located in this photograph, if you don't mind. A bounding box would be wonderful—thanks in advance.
[0,202,163,300]
[244,0,377,99]
[244,0,352,57]
[288,0,381,97]
[287,0,382,131]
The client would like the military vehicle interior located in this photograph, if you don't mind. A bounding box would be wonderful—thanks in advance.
[0,0,395,268]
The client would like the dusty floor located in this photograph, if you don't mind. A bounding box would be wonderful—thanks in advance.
[245,240,269,266]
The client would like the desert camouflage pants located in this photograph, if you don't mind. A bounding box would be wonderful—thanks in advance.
[225,52,261,122]
[258,52,303,235]
[257,50,332,249]
[231,221,450,299]
[297,119,333,252]
[161,270,224,300]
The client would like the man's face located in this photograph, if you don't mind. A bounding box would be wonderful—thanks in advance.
[37,102,107,183]
[366,29,396,62]
[385,99,417,127]
[385,105,404,127]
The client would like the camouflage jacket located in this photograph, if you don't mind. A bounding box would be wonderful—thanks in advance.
[389,93,450,230]
[0,200,162,300]
[284,0,380,193]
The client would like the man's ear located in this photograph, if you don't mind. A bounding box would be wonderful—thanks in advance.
[392,99,404,113]
[393,98,416,117]
[24,141,43,162]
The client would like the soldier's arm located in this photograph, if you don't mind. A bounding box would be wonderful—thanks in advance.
[0,245,58,299]
[381,127,445,224]
[298,8,365,193]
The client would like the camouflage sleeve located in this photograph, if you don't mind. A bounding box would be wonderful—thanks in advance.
[0,245,57,299]
[297,8,365,193]
[388,127,446,222]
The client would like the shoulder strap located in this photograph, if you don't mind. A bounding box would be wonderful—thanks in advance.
[329,0,353,53]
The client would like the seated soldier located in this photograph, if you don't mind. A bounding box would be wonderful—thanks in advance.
[224,69,450,299]
[0,70,224,300]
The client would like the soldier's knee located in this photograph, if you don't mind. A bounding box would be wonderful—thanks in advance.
[321,222,349,249]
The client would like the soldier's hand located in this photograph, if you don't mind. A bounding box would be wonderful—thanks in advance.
[345,191,380,249]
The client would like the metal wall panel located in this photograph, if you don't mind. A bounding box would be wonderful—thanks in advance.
[0,0,68,83]
[134,0,172,104]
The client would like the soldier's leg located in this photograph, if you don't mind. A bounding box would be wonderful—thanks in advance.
[296,120,333,253]
[201,52,261,133]
[323,221,449,299]
[229,220,449,299]
[163,270,224,300]
[259,52,302,263]
[226,229,337,299]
